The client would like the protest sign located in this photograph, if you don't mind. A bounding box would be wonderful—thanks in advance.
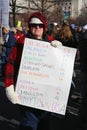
[0,0,9,27]
[16,38,77,115]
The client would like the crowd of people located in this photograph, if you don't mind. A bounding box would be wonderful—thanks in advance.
[0,11,87,130]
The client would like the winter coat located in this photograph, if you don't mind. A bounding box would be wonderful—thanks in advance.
[79,31,87,72]
[3,31,16,61]
[5,33,54,87]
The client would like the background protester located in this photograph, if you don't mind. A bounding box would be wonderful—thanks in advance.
[2,26,16,63]
[56,23,78,48]
[0,26,16,76]
[14,26,25,44]
[55,23,79,106]
[77,25,87,130]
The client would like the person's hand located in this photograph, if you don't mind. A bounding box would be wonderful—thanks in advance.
[51,40,62,47]
[5,85,19,104]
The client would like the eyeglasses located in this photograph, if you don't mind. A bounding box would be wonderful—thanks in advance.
[30,24,44,28]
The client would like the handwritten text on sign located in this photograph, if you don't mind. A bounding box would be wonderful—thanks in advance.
[16,38,77,115]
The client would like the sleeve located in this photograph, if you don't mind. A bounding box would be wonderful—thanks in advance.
[5,32,16,47]
[4,46,17,87]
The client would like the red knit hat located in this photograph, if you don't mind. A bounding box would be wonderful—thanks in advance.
[28,11,47,31]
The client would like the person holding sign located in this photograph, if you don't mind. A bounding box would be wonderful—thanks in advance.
[4,11,62,130]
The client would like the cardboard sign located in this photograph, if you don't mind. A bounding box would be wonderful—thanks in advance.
[16,38,77,115]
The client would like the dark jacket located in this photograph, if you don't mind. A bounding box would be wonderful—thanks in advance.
[56,33,78,49]
[79,31,87,71]
[3,31,16,61]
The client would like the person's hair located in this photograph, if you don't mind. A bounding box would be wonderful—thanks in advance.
[59,24,73,41]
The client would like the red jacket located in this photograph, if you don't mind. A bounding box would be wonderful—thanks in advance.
[14,33,25,44]
[5,33,54,87]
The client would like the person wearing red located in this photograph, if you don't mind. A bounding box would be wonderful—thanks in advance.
[14,26,25,45]
[4,11,62,130]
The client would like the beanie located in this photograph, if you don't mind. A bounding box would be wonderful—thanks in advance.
[16,26,23,31]
[28,11,47,31]
[70,24,75,29]
[29,18,43,24]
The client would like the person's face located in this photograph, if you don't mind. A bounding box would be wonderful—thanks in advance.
[30,24,44,40]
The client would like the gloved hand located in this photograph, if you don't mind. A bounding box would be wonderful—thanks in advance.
[5,85,19,104]
[51,40,62,47]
